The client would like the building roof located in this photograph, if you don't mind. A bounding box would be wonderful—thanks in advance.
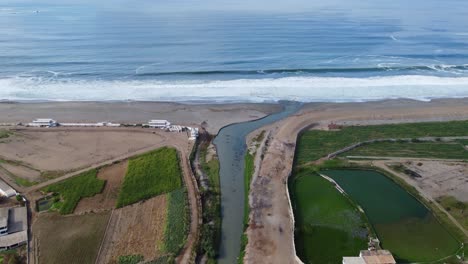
[343,257,366,264]
[0,208,8,228]
[33,118,56,123]
[0,230,27,248]
[360,250,396,264]
[0,179,16,197]
[8,207,27,233]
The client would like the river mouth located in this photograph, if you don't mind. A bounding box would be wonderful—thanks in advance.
[214,101,301,264]
[293,168,460,263]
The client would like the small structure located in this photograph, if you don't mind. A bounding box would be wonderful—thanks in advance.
[27,118,57,127]
[169,125,183,132]
[188,127,199,140]
[0,207,27,251]
[0,180,17,198]
[328,122,342,130]
[147,120,171,129]
[343,250,396,264]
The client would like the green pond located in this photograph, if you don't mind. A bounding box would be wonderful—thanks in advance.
[290,168,368,264]
[322,169,460,263]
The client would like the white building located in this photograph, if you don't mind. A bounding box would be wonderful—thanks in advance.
[188,127,199,140]
[169,125,183,132]
[0,180,17,198]
[343,250,396,264]
[60,121,121,127]
[148,120,171,129]
[27,118,57,127]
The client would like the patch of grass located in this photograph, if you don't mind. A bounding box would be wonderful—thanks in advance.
[296,120,468,164]
[13,176,37,187]
[43,169,105,214]
[436,196,468,231]
[290,168,368,264]
[118,255,144,264]
[0,130,11,139]
[145,255,175,264]
[163,188,189,256]
[340,141,468,159]
[117,147,182,208]
[237,152,255,264]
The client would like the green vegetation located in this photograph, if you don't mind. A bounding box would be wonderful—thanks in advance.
[323,169,460,263]
[290,167,368,264]
[36,195,58,212]
[145,255,175,264]
[43,169,105,214]
[117,147,182,208]
[237,152,255,264]
[296,120,468,164]
[13,176,37,187]
[118,255,144,264]
[0,130,11,139]
[197,138,221,262]
[340,141,468,159]
[437,196,468,231]
[0,248,23,264]
[163,188,189,256]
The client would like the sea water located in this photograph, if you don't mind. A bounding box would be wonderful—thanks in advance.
[1,0,468,102]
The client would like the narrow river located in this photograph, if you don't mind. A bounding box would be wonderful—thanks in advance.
[214,102,300,264]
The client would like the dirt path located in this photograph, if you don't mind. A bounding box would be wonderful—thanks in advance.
[175,143,201,264]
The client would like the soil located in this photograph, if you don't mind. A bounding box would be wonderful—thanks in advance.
[0,162,41,181]
[95,195,167,264]
[74,161,128,214]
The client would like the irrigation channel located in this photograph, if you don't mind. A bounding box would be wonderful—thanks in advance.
[214,101,301,264]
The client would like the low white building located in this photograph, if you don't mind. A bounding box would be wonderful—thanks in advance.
[188,127,199,140]
[148,120,171,129]
[169,125,183,132]
[60,121,121,127]
[0,180,17,198]
[27,118,57,127]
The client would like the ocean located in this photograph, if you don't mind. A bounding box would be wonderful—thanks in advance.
[1,0,468,102]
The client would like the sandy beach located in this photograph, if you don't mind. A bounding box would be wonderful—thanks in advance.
[0,101,281,134]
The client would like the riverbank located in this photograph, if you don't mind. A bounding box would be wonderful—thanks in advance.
[243,98,468,264]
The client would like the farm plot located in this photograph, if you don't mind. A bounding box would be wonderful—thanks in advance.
[42,169,105,214]
[74,161,128,214]
[117,147,182,207]
[96,195,168,263]
[34,212,110,264]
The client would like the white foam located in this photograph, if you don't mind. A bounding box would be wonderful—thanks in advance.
[1,75,468,102]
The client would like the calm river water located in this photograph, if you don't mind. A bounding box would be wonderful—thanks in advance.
[214,102,300,264]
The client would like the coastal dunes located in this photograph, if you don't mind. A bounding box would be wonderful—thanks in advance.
[243,98,468,264]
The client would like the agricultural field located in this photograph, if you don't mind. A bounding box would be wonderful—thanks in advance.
[117,147,182,207]
[295,120,468,164]
[74,161,128,214]
[42,169,105,214]
[33,212,110,264]
[340,140,468,160]
[96,195,168,264]
[163,188,189,256]
[290,168,368,264]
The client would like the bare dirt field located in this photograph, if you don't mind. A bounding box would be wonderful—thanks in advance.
[33,212,110,264]
[393,160,468,202]
[0,162,41,181]
[96,195,167,264]
[74,161,128,214]
[0,129,169,172]
[244,98,468,264]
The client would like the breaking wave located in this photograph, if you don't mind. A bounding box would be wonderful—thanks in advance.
[1,75,468,102]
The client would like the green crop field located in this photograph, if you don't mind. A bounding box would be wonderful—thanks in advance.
[117,147,182,207]
[296,120,468,164]
[340,141,468,159]
[163,188,189,256]
[43,169,105,214]
[290,168,368,264]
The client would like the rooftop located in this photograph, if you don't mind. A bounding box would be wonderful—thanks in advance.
[0,208,8,228]
[360,250,396,264]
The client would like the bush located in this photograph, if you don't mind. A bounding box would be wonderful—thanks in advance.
[118,255,143,264]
